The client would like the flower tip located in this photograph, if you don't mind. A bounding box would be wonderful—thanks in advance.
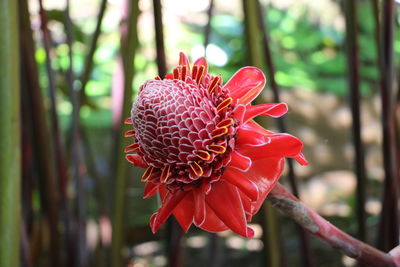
[233,225,256,238]
[295,153,308,166]
[125,154,147,168]
[124,117,133,124]
[125,143,139,153]
[246,226,255,238]
[179,52,190,67]
[193,57,208,68]
[150,213,159,234]
[264,103,288,118]
[193,210,206,227]
[224,66,266,105]
[143,182,159,199]
[179,221,192,233]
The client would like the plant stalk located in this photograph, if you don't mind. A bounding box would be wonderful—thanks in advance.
[377,0,399,252]
[343,0,367,242]
[79,0,108,106]
[242,1,284,266]
[37,2,75,265]
[19,0,61,264]
[0,0,20,266]
[203,0,214,53]
[153,0,167,77]
[111,0,139,265]
[64,0,87,265]
[268,183,398,267]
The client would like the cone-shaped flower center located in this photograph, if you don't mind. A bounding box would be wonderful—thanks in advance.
[131,68,236,190]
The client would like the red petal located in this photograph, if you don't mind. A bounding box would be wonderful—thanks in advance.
[172,193,194,233]
[150,190,188,233]
[222,168,259,201]
[158,185,169,199]
[126,154,147,168]
[198,203,229,232]
[236,121,296,216]
[143,182,159,199]
[243,103,288,123]
[223,67,266,105]
[245,120,274,135]
[193,57,208,72]
[179,52,190,67]
[193,189,206,226]
[245,157,285,215]
[238,190,253,221]
[232,104,246,124]
[229,150,252,172]
[205,181,254,238]
[238,133,303,160]
[236,121,270,146]
[165,73,173,79]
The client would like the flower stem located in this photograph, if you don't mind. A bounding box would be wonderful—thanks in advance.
[268,183,398,266]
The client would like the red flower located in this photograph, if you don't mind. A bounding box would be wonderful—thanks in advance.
[125,52,307,238]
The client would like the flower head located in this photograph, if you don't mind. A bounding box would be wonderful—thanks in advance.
[125,52,307,238]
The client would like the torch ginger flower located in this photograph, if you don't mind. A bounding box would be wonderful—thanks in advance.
[125,52,307,238]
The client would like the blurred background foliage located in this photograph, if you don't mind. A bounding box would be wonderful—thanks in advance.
[6,0,399,266]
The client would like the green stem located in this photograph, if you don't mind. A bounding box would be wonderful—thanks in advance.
[261,203,283,267]
[111,0,139,266]
[79,0,108,107]
[0,0,20,266]
[203,0,214,52]
[242,0,265,68]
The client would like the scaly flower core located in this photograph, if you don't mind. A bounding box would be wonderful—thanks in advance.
[125,52,307,238]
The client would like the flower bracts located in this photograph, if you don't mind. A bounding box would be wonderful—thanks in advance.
[125,52,307,238]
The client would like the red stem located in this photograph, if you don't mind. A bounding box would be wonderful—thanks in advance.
[268,183,398,267]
